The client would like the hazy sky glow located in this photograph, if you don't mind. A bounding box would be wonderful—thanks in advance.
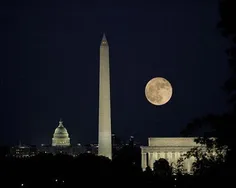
[0,0,229,145]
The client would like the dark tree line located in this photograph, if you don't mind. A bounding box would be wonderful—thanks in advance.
[1,149,180,188]
[180,0,236,180]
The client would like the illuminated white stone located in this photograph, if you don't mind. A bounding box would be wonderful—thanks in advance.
[52,120,70,147]
[98,34,112,159]
[141,137,200,173]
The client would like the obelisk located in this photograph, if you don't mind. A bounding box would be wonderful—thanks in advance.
[98,33,112,159]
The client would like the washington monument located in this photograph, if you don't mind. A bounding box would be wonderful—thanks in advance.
[98,34,112,159]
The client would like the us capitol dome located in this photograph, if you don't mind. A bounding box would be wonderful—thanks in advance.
[52,119,70,147]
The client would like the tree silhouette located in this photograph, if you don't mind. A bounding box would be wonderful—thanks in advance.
[172,157,185,175]
[152,158,174,187]
[218,0,236,106]
[180,0,236,179]
[153,158,172,177]
[112,145,142,175]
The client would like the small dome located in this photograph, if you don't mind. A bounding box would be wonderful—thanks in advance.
[52,119,70,147]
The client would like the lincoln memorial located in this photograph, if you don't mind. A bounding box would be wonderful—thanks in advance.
[141,137,200,173]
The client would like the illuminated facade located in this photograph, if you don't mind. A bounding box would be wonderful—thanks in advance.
[52,120,70,147]
[39,144,84,156]
[9,143,37,158]
[98,34,112,159]
[141,138,200,173]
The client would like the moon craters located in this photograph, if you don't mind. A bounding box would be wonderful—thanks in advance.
[145,77,172,106]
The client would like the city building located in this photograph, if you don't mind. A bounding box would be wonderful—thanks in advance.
[52,119,70,147]
[39,119,84,156]
[9,142,37,158]
[84,144,98,155]
[39,143,84,156]
[112,133,123,150]
[141,137,200,173]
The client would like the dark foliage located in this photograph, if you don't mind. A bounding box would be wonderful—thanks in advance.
[218,0,236,104]
[179,0,236,182]
[0,150,178,188]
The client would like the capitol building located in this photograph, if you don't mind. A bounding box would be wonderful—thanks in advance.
[39,119,97,155]
[52,119,70,147]
[10,119,97,157]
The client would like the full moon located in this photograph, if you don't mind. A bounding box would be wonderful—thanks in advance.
[145,77,173,106]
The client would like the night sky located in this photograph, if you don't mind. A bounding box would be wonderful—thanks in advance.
[0,0,229,146]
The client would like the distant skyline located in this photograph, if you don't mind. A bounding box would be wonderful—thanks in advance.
[1,0,229,146]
